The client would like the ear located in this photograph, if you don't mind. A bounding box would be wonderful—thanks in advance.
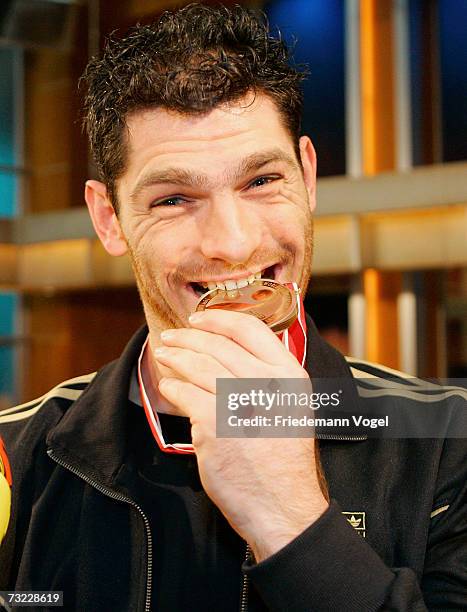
[299,136,317,213]
[85,180,128,256]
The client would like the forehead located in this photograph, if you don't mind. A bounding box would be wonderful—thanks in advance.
[122,94,295,180]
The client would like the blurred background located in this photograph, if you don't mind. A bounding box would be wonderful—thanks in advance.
[0,0,466,405]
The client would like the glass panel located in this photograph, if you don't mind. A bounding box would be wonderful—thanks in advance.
[445,269,467,377]
[409,0,467,164]
[0,47,15,167]
[0,293,18,407]
[438,0,467,162]
[409,0,429,166]
[264,0,346,176]
[0,170,18,217]
[0,48,20,406]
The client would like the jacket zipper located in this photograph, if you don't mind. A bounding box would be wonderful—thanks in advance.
[48,434,364,612]
[47,449,153,612]
[317,434,367,441]
[240,544,252,612]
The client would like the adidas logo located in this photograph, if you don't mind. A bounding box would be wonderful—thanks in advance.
[347,515,361,528]
[342,511,366,537]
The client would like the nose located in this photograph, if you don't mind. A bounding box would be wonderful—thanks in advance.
[199,195,262,264]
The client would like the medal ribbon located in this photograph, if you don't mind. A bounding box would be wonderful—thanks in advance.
[279,282,307,368]
[138,283,308,454]
[138,338,194,454]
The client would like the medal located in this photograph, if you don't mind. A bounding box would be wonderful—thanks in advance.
[194,279,299,333]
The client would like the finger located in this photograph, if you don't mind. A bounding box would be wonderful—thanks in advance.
[160,327,267,378]
[188,310,292,365]
[158,377,215,428]
[154,346,234,394]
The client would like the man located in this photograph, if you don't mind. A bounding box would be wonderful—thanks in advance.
[0,4,466,611]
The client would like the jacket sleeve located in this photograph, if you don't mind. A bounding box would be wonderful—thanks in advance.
[244,501,427,611]
[0,422,36,590]
[421,437,467,609]
[0,404,63,590]
[244,440,467,611]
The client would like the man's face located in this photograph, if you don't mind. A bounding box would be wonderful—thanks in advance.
[114,93,316,331]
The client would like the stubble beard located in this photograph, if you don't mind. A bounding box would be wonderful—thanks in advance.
[127,211,314,333]
[300,210,314,297]
[128,246,181,331]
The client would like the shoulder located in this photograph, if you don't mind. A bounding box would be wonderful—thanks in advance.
[0,372,97,453]
[345,356,467,472]
[345,356,467,404]
[345,358,467,506]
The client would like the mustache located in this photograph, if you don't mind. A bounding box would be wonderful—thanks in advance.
[171,248,293,283]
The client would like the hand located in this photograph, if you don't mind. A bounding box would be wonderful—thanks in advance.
[155,309,329,562]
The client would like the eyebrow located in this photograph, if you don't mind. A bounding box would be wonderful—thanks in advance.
[129,147,299,204]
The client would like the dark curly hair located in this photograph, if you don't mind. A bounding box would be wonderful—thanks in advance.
[81,3,306,211]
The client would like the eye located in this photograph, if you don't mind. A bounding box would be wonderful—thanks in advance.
[247,175,280,189]
[151,196,187,207]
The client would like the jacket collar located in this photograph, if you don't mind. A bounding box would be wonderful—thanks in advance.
[304,314,351,379]
[47,326,149,487]
[47,317,362,487]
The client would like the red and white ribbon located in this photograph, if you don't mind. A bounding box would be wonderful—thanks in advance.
[279,282,307,368]
[138,337,194,454]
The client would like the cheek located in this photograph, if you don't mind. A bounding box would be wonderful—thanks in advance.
[136,222,198,277]
[259,196,309,247]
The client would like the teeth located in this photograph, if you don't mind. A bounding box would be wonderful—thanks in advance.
[195,269,268,292]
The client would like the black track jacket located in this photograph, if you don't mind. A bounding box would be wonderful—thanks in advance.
[0,320,466,611]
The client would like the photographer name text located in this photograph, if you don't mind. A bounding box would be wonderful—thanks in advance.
[227,414,389,429]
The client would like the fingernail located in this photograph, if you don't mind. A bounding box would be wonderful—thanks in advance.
[188,313,203,324]
[154,347,168,357]
[160,329,175,342]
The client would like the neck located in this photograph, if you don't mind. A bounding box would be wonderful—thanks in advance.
[141,333,184,416]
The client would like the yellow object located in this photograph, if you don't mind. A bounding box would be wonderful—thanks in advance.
[0,471,11,543]
[0,437,12,543]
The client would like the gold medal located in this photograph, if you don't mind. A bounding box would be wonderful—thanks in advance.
[194,279,298,333]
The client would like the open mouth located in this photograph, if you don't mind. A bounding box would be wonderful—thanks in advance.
[188,265,278,298]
